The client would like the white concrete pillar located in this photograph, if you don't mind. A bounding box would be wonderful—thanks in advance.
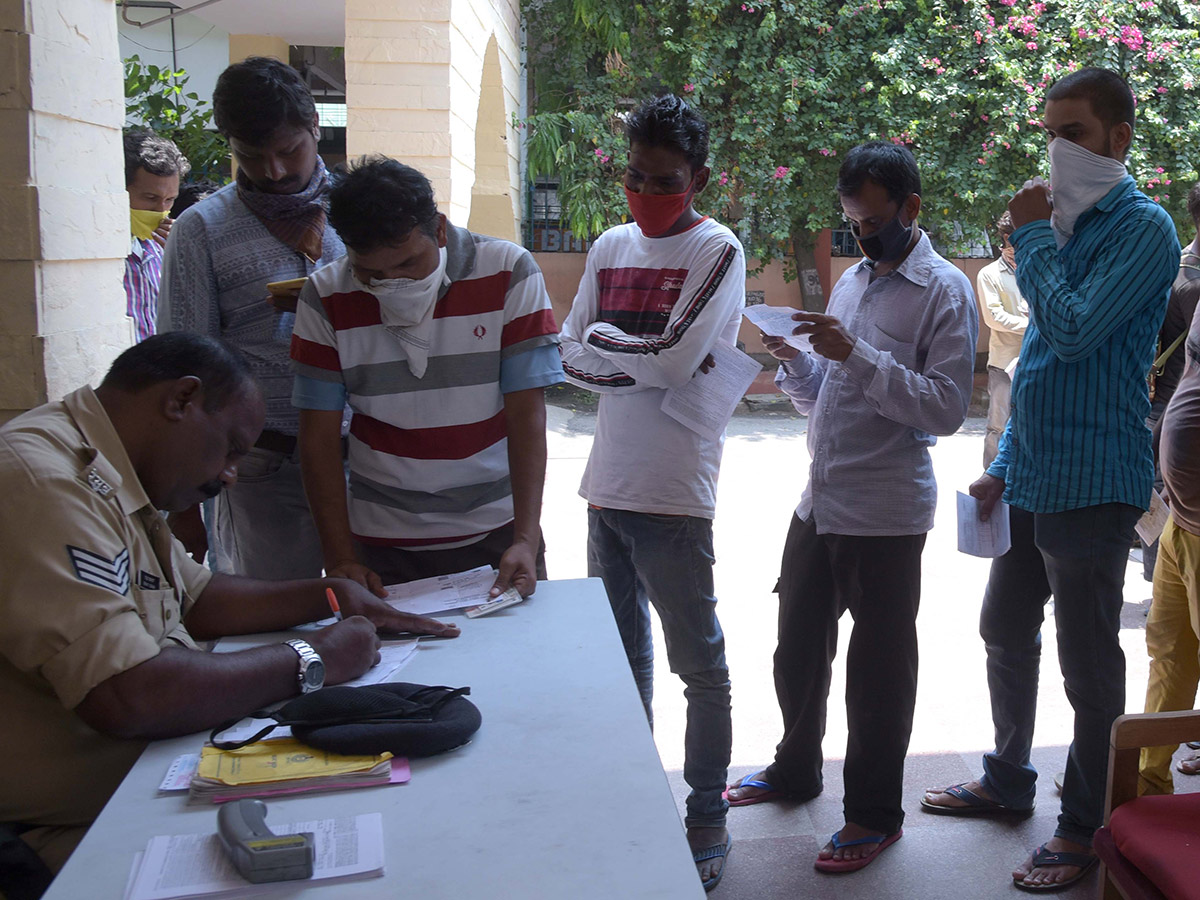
[0,0,130,422]
[344,0,523,238]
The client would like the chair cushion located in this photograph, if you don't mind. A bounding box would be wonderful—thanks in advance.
[1110,793,1200,900]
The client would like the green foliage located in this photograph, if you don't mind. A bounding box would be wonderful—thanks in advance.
[124,55,229,182]
[522,0,1200,269]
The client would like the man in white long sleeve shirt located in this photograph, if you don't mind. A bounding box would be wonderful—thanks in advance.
[727,142,977,874]
[559,95,744,893]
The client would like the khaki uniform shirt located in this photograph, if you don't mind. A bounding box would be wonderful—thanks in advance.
[976,257,1028,372]
[0,387,212,828]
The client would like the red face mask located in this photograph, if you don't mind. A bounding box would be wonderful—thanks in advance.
[624,183,694,237]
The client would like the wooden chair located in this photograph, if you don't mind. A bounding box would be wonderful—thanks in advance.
[1097,708,1200,900]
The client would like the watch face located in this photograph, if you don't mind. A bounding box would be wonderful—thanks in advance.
[303,659,325,690]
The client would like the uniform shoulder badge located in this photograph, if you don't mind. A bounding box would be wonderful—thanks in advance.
[86,468,113,497]
[66,545,130,596]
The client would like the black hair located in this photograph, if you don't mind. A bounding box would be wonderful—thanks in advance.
[1045,67,1136,134]
[124,130,190,186]
[101,332,255,412]
[212,57,316,145]
[625,94,710,172]
[328,155,440,252]
[836,141,921,206]
[170,179,222,219]
[997,210,1015,238]
[1187,183,1200,228]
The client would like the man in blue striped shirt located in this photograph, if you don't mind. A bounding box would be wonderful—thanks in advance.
[923,68,1180,892]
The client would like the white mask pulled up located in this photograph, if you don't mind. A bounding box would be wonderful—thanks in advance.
[355,246,449,378]
[1047,138,1127,248]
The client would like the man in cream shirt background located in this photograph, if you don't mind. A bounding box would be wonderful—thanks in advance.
[976,211,1028,467]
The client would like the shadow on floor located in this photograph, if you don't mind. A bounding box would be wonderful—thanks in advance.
[665,743,1200,900]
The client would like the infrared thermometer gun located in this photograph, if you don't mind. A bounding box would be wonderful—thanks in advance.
[216,799,315,884]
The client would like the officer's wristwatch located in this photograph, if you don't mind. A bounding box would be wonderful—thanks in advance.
[285,639,325,694]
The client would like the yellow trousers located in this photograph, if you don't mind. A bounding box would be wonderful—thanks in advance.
[1139,514,1200,795]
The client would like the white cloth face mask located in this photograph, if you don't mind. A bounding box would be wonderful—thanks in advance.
[357,246,449,328]
[1047,138,1127,247]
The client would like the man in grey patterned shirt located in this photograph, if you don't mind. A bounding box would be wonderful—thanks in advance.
[726,142,977,874]
[159,58,344,579]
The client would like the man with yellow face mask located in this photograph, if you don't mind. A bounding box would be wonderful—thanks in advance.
[124,130,189,343]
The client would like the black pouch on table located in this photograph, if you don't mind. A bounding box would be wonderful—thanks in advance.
[209,683,481,757]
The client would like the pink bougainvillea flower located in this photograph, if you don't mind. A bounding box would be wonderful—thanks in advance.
[773,166,789,179]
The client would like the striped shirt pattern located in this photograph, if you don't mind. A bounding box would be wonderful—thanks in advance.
[124,238,162,343]
[991,176,1180,513]
[159,182,346,435]
[292,226,561,548]
[561,218,746,518]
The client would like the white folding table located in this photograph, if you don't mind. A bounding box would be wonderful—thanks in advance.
[42,577,703,898]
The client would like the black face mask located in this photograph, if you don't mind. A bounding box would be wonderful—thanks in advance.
[851,209,915,263]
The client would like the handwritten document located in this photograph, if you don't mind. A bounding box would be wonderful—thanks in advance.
[1136,490,1170,546]
[743,304,814,353]
[662,343,763,441]
[957,491,1012,558]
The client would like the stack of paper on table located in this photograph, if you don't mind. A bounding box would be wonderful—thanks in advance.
[125,813,384,900]
[189,739,397,804]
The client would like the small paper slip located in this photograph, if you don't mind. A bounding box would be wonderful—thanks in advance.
[465,586,524,618]
[125,813,385,900]
[159,754,200,793]
[661,342,763,442]
[1135,490,1169,546]
[384,565,496,616]
[342,639,418,687]
[957,491,1012,558]
[742,304,814,352]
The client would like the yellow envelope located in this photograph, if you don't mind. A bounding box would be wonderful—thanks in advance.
[198,739,391,786]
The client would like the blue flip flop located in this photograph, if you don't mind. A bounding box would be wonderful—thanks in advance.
[1013,843,1098,893]
[920,782,1035,818]
[723,771,784,806]
[814,829,903,873]
[693,835,732,892]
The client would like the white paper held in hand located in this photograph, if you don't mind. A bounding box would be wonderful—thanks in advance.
[383,565,496,616]
[742,304,815,353]
[1135,490,1169,547]
[661,342,763,442]
[957,491,1012,558]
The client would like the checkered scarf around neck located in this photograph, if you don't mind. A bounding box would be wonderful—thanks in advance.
[235,155,330,262]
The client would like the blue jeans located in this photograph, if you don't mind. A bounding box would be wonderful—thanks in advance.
[979,502,1141,846]
[587,507,731,829]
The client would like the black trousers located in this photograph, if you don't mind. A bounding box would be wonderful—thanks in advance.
[357,521,548,585]
[764,514,926,834]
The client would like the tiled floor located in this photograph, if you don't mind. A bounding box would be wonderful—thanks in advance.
[542,400,1200,900]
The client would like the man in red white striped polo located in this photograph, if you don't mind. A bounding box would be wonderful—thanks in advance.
[291,156,563,599]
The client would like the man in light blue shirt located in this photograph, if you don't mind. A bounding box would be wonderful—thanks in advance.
[922,68,1180,893]
[728,142,977,875]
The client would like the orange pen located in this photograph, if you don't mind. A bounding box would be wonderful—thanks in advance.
[325,586,343,621]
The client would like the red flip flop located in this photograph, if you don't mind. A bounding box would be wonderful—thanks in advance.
[814,829,902,874]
